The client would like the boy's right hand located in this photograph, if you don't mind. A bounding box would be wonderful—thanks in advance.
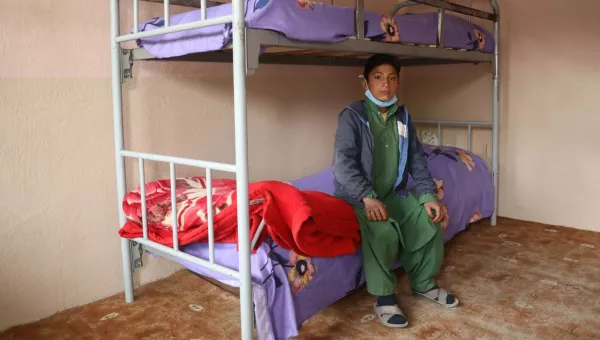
[363,197,388,221]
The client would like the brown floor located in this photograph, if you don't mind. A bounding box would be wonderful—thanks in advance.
[2,218,600,340]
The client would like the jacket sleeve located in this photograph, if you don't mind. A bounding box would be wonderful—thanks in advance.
[406,116,438,204]
[332,109,373,202]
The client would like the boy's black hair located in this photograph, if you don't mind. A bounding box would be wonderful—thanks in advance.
[363,54,401,79]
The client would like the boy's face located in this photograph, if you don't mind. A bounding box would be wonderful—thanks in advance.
[363,64,399,102]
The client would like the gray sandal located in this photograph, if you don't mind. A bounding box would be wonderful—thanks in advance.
[373,304,409,328]
[413,286,459,308]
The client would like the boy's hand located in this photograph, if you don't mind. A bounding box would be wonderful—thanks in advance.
[363,198,388,221]
[424,201,445,225]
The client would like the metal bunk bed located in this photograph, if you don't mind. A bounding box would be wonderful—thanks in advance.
[109,0,500,338]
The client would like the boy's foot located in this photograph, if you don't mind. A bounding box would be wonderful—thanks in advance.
[373,303,409,328]
[413,285,459,308]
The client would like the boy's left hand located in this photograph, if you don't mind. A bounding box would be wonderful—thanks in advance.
[424,201,445,225]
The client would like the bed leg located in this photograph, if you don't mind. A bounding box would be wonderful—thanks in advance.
[491,17,500,227]
[121,239,135,303]
[111,0,135,303]
[232,0,254,338]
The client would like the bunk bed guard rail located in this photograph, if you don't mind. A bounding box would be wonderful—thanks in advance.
[119,151,268,278]
[413,119,492,153]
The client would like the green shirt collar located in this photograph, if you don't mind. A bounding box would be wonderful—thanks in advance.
[364,98,398,123]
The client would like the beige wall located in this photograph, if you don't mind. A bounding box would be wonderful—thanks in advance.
[0,0,362,331]
[1,0,599,332]
[404,0,600,231]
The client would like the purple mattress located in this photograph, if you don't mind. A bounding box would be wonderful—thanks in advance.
[174,144,494,340]
[136,0,494,59]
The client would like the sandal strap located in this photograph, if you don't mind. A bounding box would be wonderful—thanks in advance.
[375,304,404,317]
[419,286,449,303]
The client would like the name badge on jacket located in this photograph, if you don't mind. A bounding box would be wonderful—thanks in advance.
[397,121,408,138]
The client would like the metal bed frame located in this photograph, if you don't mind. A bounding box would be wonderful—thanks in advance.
[109,0,500,338]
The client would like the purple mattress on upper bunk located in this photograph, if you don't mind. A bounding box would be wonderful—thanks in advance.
[136,0,494,59]
[172,144,494,340]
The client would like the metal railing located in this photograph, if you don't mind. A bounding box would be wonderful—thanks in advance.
[413,119,492,153]
[389,0,497,50]
[117,0,231,43]
[119,150,268,278]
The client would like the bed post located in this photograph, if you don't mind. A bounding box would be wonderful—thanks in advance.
[355,0,364,40]
[491,0,500,226]
[110,0,135,302]
[231,0,253,338]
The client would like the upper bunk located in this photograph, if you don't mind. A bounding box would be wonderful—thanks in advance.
[123,0,499,69]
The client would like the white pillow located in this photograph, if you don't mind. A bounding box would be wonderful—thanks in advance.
[421,131,439,146]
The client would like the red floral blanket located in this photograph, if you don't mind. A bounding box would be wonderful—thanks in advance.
[118,177,361,257]
[121,176,237,232]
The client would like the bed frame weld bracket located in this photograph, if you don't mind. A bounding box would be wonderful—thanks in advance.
[355,0,365,40]
[245,29,260,76]
[130,240,144,272]
[121,49,133,83]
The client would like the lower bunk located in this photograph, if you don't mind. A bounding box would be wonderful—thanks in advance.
[119,144,494,340]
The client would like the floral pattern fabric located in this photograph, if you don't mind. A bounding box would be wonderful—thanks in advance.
[468,28,487,51]
[287,251,317,292]
[379,16,400,42]
[422,145,487,234]
[296,0,315,10]
[122,177,236,232]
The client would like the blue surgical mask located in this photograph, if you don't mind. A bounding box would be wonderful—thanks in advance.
[365,88,397,108]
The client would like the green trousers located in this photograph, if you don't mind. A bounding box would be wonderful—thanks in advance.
[355,193,444,296]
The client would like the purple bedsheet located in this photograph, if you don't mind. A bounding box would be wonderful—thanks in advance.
[175,144,494,340]
[363,11,494,53]
[136,0,356,58]
[136,0,494,59]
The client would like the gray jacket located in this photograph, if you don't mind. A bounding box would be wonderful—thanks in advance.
[332,100,437,206]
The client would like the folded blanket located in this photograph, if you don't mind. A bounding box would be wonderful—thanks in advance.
[118,178,361,258]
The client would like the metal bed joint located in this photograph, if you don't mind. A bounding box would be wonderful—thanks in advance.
[121,49,133,83]
[130,241,144,271]
[245,28,260,75]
